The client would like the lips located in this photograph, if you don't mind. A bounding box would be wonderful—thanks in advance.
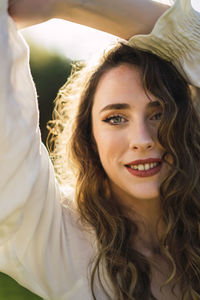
[125,158,162,178]
[126,158,161,166]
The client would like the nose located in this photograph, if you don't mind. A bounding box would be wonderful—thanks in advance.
[129,121,155,152]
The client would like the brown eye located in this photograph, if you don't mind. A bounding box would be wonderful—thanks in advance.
[103,114,127,125]
[150,112,162,121]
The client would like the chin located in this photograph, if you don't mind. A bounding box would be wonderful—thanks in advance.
[127,189,160,201]
[111,181,160,204]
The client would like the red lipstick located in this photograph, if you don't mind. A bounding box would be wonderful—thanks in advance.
[126,158,161,165]
[125,158,162,178]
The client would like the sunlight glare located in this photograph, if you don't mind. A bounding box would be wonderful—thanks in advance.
[191,0,200,11]
[22,19,118,60]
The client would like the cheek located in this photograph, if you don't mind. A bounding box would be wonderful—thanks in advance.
[93,126,127,164]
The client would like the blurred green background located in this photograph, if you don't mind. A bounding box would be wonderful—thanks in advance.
[0,43,74,299]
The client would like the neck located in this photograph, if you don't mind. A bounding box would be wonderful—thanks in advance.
[113,191,166,258]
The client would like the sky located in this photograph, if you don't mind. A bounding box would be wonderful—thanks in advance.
[21,0,199,60]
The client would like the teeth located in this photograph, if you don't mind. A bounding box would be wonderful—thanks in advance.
[138,164,144,171]
[129,162,159,171]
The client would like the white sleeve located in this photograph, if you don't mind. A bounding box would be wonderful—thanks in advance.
[0,2,93,299]
[129,0,200,88]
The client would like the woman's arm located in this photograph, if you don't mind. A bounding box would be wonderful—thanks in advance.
[8,0,170,38]
[0,4,92,298]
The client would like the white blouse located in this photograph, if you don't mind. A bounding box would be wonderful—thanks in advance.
[0,0,199,299]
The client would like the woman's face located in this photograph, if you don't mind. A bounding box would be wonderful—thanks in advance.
[92,63,168,204]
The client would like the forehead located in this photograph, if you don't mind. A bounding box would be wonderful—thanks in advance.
[92,63,155,110]
[96,63,142,92]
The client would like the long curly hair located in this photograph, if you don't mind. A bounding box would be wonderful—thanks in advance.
[47,43,200,300]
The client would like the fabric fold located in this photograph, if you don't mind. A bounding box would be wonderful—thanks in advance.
[128,0,200,88]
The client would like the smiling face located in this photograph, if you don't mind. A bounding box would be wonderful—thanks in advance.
[92,63,169,205]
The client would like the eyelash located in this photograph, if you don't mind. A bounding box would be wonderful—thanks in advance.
[150,112,162,121]
[103,114,127,125]
[103,112,162,125]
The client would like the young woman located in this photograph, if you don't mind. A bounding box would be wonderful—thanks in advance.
[1,0,200,299]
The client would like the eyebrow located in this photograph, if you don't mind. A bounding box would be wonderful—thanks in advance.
[100,103,130,113]
[100,101,161,113]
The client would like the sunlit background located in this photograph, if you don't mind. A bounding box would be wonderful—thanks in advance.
[22,19,118,60]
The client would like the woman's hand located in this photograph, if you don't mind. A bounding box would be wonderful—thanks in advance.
[8,0,170,39]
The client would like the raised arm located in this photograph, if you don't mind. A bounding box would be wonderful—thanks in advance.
[0,2,93,298]
[8,0,170,38]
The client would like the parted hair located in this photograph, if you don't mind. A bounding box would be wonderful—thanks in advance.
[48,43,200,300]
